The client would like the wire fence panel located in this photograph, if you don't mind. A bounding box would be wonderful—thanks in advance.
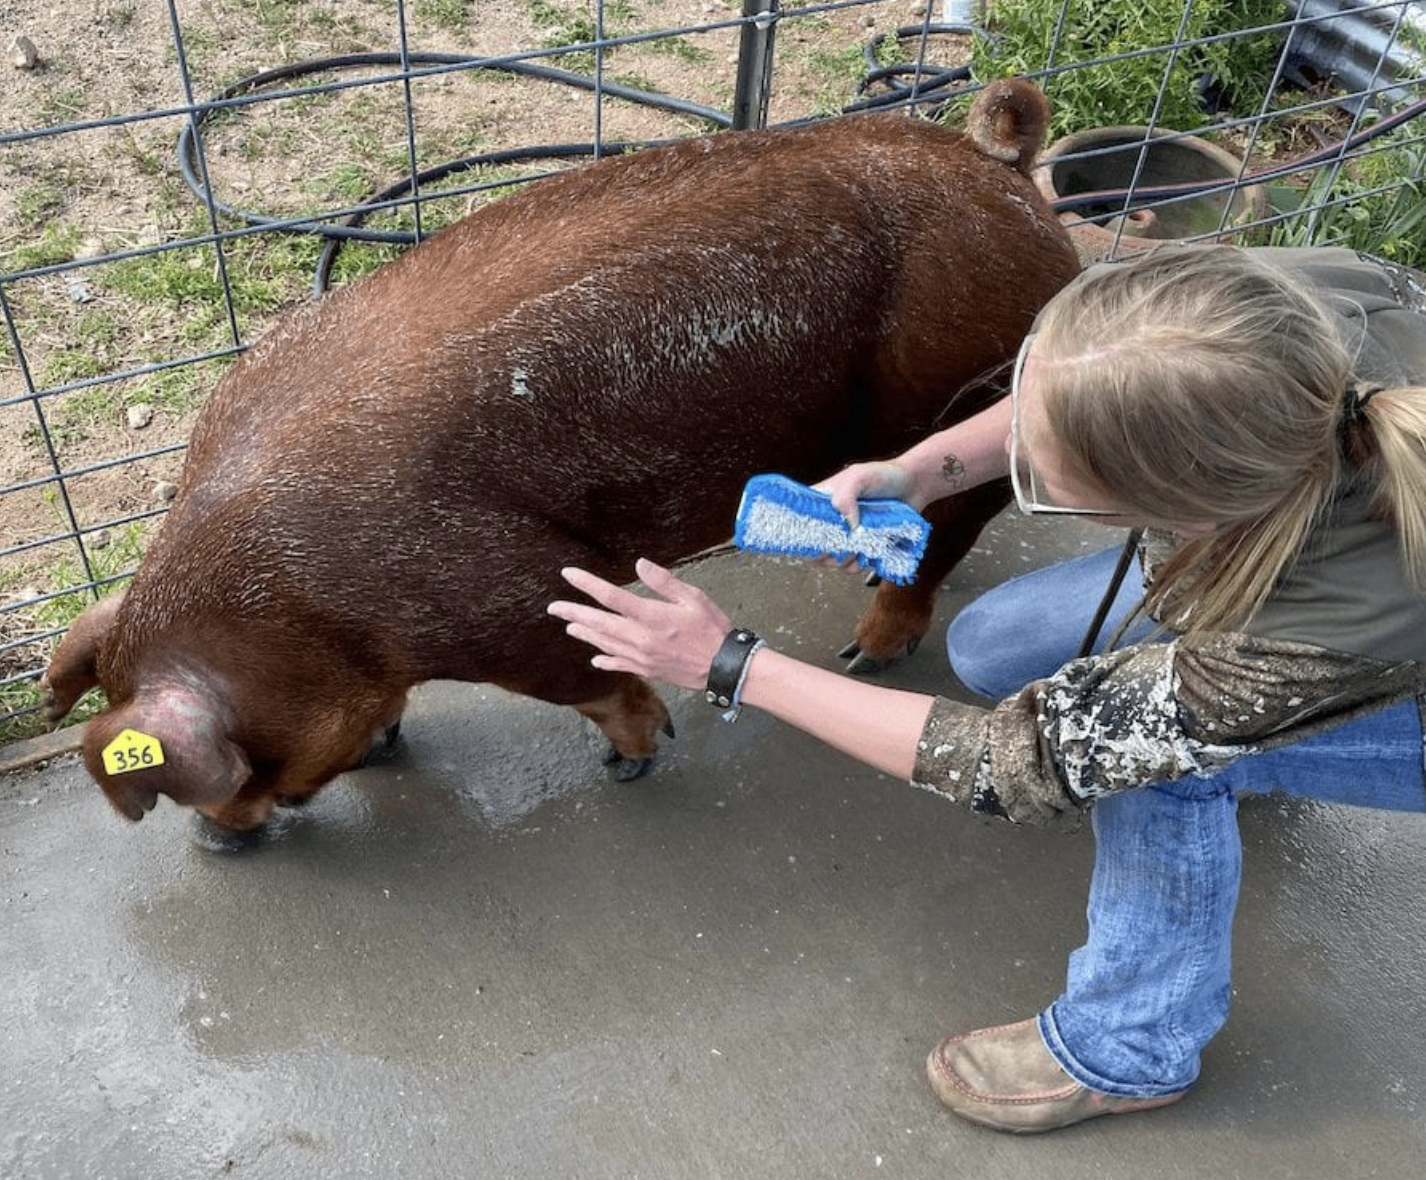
[2,0,1423,742]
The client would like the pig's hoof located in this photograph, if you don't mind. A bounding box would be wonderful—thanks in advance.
[845,650,887,676]
[382,720,402,749]
[609,753,655,783]
[837,639,886,675]
[838,635,919,676]
[189,813,289,853]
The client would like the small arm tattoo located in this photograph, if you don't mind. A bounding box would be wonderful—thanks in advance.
[940,454,966,489]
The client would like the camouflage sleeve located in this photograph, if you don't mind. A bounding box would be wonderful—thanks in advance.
[911,633,1423,825]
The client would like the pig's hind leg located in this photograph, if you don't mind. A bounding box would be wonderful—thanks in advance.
[840,479,1011,675]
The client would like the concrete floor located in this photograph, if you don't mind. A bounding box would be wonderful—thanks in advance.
[3,510,1424,1179]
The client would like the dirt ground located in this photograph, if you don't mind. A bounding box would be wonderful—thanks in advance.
[0,0,973,726]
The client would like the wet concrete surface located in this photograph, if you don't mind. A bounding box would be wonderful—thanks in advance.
[3,510,1424,1179]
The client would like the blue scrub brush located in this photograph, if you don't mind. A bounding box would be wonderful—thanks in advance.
[732,473,931,586]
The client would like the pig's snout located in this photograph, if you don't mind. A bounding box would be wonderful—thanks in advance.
[355,719,404,769]
[602,715,677,783]
[189,813,287,854]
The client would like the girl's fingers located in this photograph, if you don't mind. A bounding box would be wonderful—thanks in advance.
[632,557,711,609]
[547,598,618,634]
[817,481,860,528]
[561,619,629,659]
[551,561,735,692]
[550,607,648,672]
[557,566,651,617]
[560,560,701,613]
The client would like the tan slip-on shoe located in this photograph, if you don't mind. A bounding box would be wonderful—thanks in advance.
[925,1018,1188,1134]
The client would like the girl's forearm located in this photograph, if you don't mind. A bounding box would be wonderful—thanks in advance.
[736,648,935,780]
[898,396,1013,508]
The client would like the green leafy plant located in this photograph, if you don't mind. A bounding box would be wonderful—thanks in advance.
[971,0,1283,138]
[1267,125,1426,268]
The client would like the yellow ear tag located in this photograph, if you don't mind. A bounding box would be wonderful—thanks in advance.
[101,728,166,776]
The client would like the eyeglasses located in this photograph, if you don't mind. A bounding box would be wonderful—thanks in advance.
[1008,332,1120,517]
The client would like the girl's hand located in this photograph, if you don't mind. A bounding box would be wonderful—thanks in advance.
[813,461,916,529]
[549,558,732,692]
[806,461,916,572]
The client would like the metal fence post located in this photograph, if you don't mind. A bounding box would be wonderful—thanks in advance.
[732,0,779,130]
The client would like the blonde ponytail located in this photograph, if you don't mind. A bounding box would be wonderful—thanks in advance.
[1354,385,1426,591]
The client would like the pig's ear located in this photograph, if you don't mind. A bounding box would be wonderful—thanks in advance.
[40,591,126,721]
[84,690,251,822]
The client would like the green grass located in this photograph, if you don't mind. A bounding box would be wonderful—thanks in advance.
[608,71,660,94]
[104,248,242,344]
[170,24,220,75]
[100,4,137,33]
[101,225,322,347]
[0,682,56,745]
[33,86,88,127]
[20,392,110,454]
[643,36,714,67]
[224,0,369,49]
[119,133,168,179]
[871,28,911,71]
[42,354,112,394]
[305,161,383,206]
[416,0,473,32]
[138,361,229,417]
[313,164,542,288]
[32,523,147,635]
[799,43,867,116]
[1,223,83,274]
[528,0,639,73]
[8,224,327,441]
[14,182,68,231]
[30,311,134,414]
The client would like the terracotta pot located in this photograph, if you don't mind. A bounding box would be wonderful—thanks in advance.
[1032,126,1267,264]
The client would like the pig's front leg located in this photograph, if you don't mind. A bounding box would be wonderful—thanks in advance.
[576,675,675,782]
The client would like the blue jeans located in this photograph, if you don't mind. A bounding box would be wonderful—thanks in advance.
[947,546,1426,1096]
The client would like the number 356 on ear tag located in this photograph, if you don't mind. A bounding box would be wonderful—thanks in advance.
[101,728,166,776]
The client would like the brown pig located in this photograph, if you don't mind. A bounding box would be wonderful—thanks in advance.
[42,79,1079,842]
